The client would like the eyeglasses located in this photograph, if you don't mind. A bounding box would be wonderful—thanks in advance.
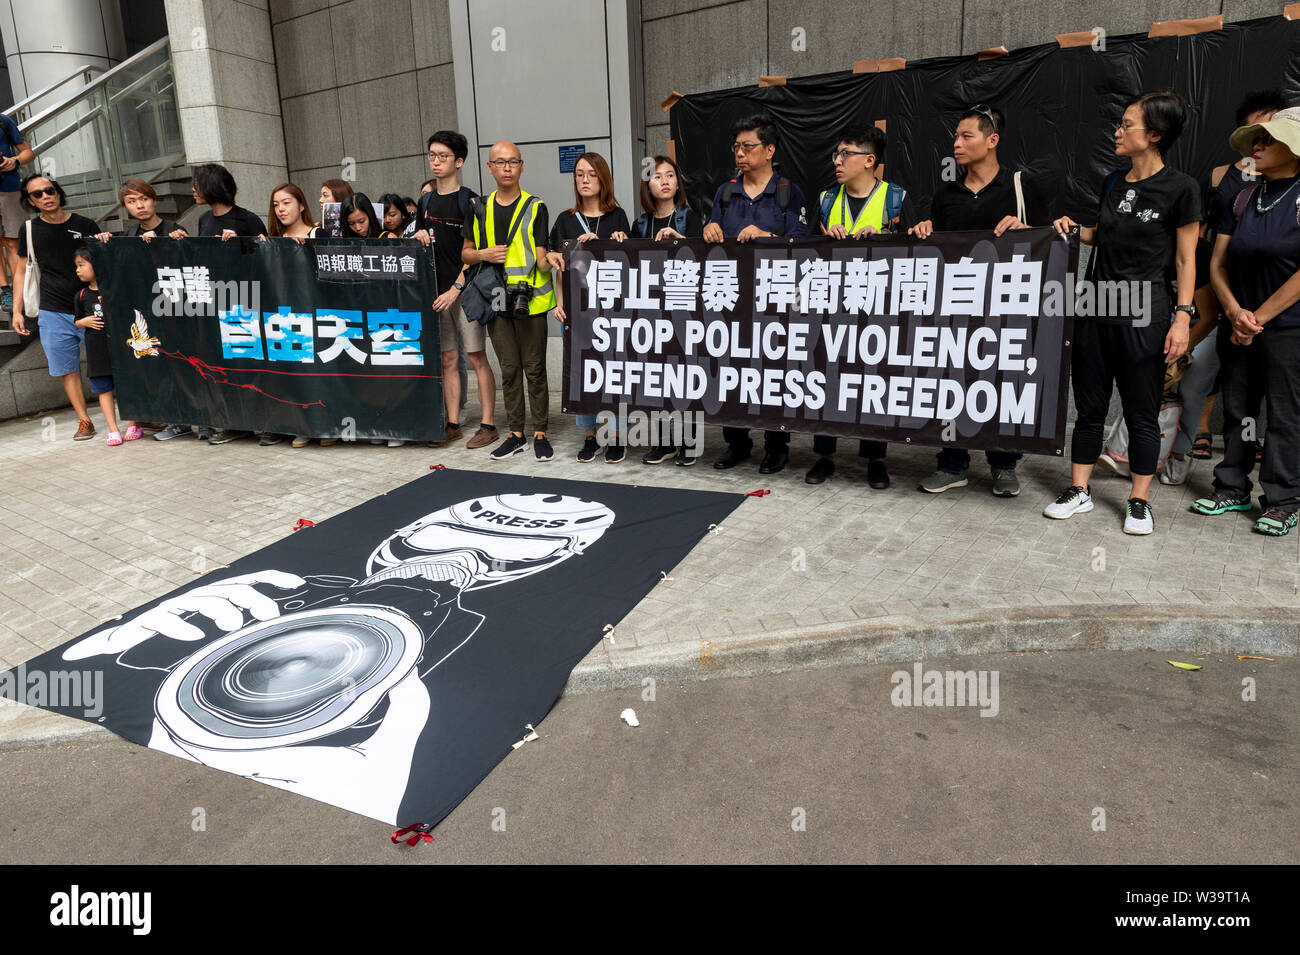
[26,186,57,199]
[831,148,873,163]
[428,150,455,162]
[1114,124,1148,136]
[488,158,522,169]
[575,171,599,181]
[732,141,765,154]
[970,104,999,133]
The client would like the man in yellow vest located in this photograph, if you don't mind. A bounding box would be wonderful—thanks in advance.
[462,140,557,460]
[805,123,913,489]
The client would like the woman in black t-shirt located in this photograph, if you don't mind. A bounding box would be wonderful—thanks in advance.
[545,153,631,463]
[12,174,102,440]
[1048,90,1203,536]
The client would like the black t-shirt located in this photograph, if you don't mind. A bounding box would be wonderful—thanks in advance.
[1223,173,1300,331]
[125,218,184,237]
[197,205,267,237]
[16,213,101,314]
[548,207,631,248]
[1091,165,1202,325]
[631,207,703,238]
[929,166,1042,231]
[1208,164,1255,239]
[74,286,113,378]
[475,194,548,251]
[418,187,477,295]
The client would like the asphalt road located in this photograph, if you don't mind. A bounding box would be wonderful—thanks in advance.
[1,649,1294,864]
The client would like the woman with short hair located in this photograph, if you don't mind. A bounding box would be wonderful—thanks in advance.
[1048,90,1202,535]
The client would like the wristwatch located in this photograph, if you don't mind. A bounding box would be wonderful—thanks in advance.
[1174,305,1197,318]
[453,279,466,291]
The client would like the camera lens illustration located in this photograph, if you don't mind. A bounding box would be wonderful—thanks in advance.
[156,606,423,751]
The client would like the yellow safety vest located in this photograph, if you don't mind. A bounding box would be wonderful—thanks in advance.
[471,189,555,315]
[820,181,890,234]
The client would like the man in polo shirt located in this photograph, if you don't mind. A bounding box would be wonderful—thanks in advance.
[909,104,1039,498]
[704,112,809,474]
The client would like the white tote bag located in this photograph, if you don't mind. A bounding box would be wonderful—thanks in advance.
[22,218,40,318]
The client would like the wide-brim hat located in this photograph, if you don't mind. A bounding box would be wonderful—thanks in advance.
[1229,105,1300,158]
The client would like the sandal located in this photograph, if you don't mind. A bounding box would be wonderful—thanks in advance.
[1190,432,1212,459]
[124,425,143,441]
[105,431,123,446]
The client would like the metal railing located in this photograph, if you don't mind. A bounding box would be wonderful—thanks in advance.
[17,38,185,226]
[4,63,108,125]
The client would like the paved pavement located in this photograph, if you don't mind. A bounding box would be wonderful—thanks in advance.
[0,391,1296,744]
[2,651,1294,864]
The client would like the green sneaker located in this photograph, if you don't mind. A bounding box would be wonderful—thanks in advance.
[919,468,968,494]
[991,468,1021,497]
[1190,489,1253,515]
[1253,506,1298,537]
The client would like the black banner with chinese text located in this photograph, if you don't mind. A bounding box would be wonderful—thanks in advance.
[563,230,1078,455]
[88,237,443,442]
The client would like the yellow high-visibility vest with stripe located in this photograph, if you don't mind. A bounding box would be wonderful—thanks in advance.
[820,181,890,234]
[471,189,555,315]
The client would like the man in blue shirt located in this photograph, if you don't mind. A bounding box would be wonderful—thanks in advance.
[704,113,809,473]
[0,112,35,314]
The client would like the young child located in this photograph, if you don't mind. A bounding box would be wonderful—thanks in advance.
[73,247,140,446]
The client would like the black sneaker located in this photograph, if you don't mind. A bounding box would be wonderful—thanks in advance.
[490,433,527,459]
[534,435,553,461]
[643,445,675,464]
[605,443,626,463]
[577,436,599,462]
[1190,489,1253,515]
[674,447,697,467]
[1254,505,1298,537]
[258,432,282,446]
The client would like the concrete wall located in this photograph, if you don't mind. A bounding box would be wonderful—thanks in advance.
[166,0,288,219]
[270,0,457,221]
[641,0,1294,154]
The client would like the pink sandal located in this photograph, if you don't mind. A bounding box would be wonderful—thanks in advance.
[105,431,123,446]
[124,426,143,441]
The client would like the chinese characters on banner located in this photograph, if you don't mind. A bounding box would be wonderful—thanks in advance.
[562,230,1078,454]
[90,237,444,443]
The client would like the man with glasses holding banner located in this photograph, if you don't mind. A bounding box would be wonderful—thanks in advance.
[804,122,915,489]
[909,104,1038,498]
[704,113,809,474]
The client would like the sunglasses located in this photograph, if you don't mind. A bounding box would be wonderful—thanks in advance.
[970,104,999,132]
[26,186,58,199]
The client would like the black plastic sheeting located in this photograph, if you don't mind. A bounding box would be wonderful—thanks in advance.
[669,15,1300,225]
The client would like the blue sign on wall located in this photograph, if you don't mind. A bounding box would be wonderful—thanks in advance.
[558,144,586,174]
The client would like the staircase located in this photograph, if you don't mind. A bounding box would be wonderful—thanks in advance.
[1,38,189,419]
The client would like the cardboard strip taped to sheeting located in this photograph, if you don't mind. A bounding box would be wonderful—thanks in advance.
[1288,3,1300,20]
[852,57,905,73]
[977,45,1009,60]
[1149,14,1223,36]
[758,75,787,87]
[1055,30,1099,48]
[666,139,676,162]
[661,90,683,112]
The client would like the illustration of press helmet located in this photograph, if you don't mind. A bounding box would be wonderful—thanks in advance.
[363,493,616,590]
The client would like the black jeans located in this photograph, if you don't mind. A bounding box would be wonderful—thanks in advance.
[1213,323,1300,510]
[1071,316,1169,476]
[811,434,886,459]
[936,447,1022,473]
[723,427,788,453]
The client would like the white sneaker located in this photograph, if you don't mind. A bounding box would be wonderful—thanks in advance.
[387,439,406,448]
[1097,452,1131,477]
[1043,485,1094,519]
[1158,454,1190,485]
[1123,497,1154,535]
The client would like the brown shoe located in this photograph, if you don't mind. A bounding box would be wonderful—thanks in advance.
[465,425,497,450]
[74,418,96,441]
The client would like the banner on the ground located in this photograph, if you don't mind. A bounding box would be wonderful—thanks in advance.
[2,469,745,828]
[89,237,444,442]
[563,229,1078,455]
